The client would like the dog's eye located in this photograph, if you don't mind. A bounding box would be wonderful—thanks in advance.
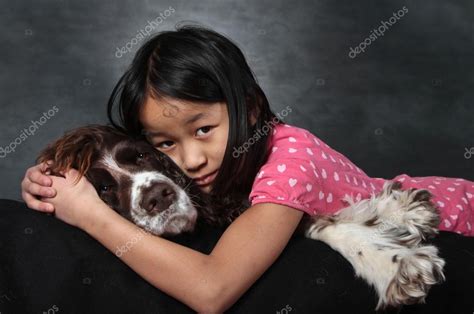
[136,152,150,162]
[99,185,112,192]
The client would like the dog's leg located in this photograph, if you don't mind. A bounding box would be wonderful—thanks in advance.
[305,186,446,310]
[369,181,441,244]
[336,181,441,247]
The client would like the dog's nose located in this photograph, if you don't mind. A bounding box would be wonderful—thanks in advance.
[141,183,176,213]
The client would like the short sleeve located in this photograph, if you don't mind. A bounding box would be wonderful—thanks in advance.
[249,157,327,215]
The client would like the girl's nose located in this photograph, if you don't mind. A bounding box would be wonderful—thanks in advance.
[181,145,207,172]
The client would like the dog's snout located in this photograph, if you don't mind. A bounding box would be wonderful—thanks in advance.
[141,183,176,213]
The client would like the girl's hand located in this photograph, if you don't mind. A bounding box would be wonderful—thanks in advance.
[21,160,56,212]
[41,168,105,230]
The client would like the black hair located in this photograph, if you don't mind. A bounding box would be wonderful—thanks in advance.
[107,23,281,202]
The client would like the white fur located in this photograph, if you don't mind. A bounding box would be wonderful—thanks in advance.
[129,171,198,235]
[305,181,446,310]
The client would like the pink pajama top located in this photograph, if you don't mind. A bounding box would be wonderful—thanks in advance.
[249,123,473,236]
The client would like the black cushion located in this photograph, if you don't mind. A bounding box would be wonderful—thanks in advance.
[0,199,473,313]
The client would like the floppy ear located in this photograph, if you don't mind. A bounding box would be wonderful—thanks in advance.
[36,126,101,182]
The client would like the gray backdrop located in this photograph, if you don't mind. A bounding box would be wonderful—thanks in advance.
[1,0,473,201]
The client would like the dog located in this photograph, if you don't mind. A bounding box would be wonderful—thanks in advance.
[36,124,247,237]
[37,124,445,311]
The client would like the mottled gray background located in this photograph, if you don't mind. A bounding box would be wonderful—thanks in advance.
[1,0,473,201]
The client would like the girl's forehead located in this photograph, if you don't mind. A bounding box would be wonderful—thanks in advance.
[139,95,227,126]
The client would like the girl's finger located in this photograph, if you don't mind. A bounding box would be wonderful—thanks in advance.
[39,160,54,172]
[28,166,52,186]
[22,178,56,198]
[21,190,54,212]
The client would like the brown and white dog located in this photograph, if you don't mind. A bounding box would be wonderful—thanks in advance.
[37,124,445,311]
[36,124,247,237]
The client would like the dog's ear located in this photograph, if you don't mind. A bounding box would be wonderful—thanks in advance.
[36,126,101,182]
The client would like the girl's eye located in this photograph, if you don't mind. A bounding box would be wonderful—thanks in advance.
[155,141,174,149]
[154,126,212,149]
[196,126,212,136]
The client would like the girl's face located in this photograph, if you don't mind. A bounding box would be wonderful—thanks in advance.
[139,95,229,194]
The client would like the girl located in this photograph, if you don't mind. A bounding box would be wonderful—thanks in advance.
[21,25,473,312]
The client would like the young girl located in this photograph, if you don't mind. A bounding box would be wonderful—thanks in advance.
[21,25,473,312]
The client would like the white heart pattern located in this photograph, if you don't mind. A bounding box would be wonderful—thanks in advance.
[289,137,296,142]
[437,201,445,208]
[257,171,264,178]
[319,191,324,200]
[444,219,451,228]
[289,178,297,187]
[321,151,327,159]
[277,164,286,173]
[326,193,333,203]
[447,187,455,192]
[466,192,473,199]
[321,168,327,179]
[288,148,297,153]
[267,180,275,186]
[333,172,339,181]
[306,184,312,192]
[272,147,278,153]
[300,165,307,172]
[306,148,313,155]
[456,204,464,211]
[450,215,458,220]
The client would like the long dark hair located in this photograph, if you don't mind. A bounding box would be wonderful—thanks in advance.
[107,23,280,203]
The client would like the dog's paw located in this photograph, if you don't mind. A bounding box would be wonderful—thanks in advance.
[375,181,441,245]
[377,244,446,311]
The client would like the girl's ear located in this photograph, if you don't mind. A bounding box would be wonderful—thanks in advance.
[36,128,100,181]
[246,94,262,127]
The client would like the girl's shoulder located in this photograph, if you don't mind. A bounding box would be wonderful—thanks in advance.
[267,122,331,159]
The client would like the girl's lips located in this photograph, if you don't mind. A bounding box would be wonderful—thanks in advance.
[194,169,219,186]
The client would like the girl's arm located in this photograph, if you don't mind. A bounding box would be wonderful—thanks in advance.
[82,200,304,313]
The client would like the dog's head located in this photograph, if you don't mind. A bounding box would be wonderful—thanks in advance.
[36,124,206,236]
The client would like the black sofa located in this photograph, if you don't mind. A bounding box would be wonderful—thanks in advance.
[0,199,473,314]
